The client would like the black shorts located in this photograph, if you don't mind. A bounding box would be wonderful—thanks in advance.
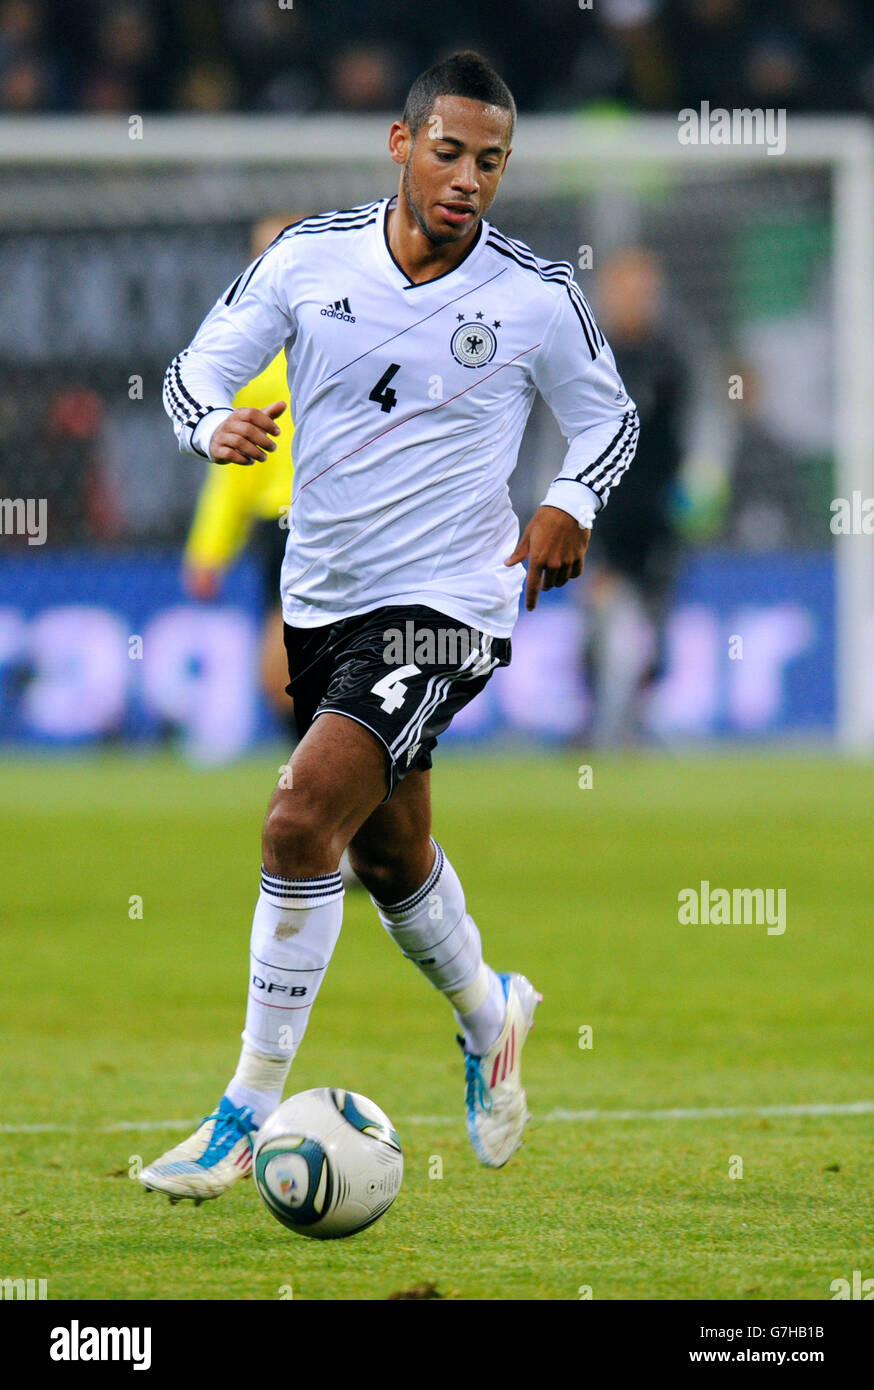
[283,605,511,799]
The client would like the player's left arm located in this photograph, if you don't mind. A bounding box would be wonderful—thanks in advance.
[505,504,593,613]
[506,278,639,611]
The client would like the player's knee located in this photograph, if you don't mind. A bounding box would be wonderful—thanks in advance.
[262,795,334,872]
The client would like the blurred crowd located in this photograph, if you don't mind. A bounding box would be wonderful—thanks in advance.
[1,0,872,116]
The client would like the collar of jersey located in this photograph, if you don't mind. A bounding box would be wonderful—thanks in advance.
[379,196,487,291]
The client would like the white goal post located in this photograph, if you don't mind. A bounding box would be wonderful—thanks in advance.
[1,112,871,749]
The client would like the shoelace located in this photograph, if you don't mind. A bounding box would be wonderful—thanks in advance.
[199,1104,255,1164]
[464,1051,493,1115]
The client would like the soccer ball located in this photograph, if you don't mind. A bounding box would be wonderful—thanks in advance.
[253,1087,403,1239]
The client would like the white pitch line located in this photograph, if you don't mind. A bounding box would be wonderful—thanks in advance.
[0,1119,198,1135]
[538,1101,874,1123]
[1,1100,872,1136]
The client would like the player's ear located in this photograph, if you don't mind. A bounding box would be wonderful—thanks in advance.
[388,121,412,167]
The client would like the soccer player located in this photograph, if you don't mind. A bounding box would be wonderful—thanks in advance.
[144,51,639,1201]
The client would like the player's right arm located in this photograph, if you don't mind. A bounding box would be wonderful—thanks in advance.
[163,233,296,465]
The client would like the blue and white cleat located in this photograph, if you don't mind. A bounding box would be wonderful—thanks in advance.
[460,972,541,1168]
[139,1096,259,1204]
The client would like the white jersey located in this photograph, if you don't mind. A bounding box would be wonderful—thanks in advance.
[165,197,639,637]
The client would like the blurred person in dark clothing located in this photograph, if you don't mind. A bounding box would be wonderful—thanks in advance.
[0,0,64,109]
[668,0,751,111]
[0,377,118,543]
[226,0,320,111]
[723,362,816,549]
[326,43,405,111]
[568,0,676,111]
[768,0,869,111]
[173,60,239,111]
[581,248,689,746]
[0,49,49,107]
[77,0,187,112]
[743,31,811,111]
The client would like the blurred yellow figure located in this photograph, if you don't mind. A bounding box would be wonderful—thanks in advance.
[182,214,297,722]
[184,350,292,591]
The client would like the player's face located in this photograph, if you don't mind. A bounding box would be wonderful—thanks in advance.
[399,95,512,246]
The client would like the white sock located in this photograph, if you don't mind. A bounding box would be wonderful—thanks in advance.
[225,867,344,1126]
[224,1044,292,1126]
[373,841,506,1055]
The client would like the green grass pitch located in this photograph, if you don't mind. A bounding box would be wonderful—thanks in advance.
[1,748,872,1301]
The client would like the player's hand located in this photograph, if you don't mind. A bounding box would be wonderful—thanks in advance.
[183,564,223,601]
[504,505,591,612]
[210,400,286,465]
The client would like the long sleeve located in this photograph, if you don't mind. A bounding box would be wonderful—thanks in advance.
[163,235,297,460]
[531,281,640,527]
[182,351,294,569]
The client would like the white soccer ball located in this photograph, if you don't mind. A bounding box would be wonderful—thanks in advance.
[253,1087,403,1239]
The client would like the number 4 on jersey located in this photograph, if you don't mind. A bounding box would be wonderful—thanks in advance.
[369,363,401,413]
[371,664,419,713]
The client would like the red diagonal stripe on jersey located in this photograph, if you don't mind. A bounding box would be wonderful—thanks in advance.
[291,343,541,508]
[285,436,484,590]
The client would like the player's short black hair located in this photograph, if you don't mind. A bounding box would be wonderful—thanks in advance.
[402,51,516,142]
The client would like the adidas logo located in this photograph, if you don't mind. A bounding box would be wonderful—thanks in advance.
[320,296,356,323]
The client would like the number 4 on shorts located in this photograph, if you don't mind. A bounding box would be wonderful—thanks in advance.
[371,664,420,713]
